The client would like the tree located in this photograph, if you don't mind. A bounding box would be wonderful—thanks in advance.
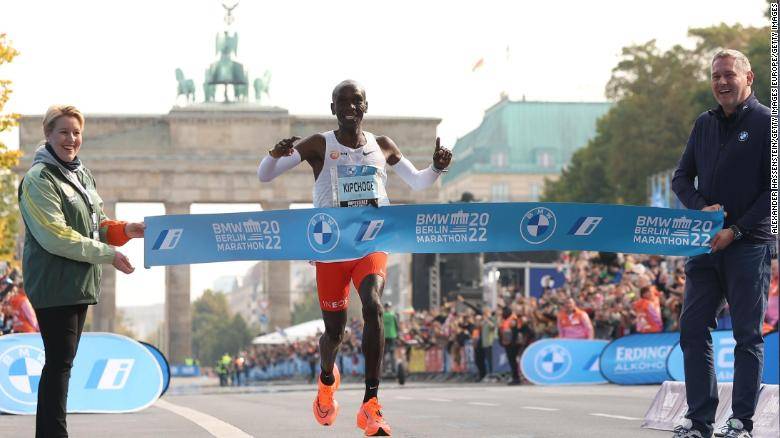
[0,34,21,261]
[191,289,252,365]
[542,11,771,205]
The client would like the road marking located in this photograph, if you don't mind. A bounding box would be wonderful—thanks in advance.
[156,398,252,438]
[468,402,500,407]
[395,396,414,400]
[521,406,559,411]
[427,398,453,402]
[589,413,641,421]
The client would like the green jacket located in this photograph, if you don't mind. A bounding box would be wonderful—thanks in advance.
[18,146,115,309]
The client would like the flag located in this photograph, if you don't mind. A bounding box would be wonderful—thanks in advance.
[471,57,484,72]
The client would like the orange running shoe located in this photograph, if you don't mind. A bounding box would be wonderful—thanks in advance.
[312,365,340,426]
[356,397,392,436]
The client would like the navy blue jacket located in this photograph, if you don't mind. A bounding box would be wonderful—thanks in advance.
[672,94,771,243]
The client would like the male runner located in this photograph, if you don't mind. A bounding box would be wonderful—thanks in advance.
[257,80,451,436]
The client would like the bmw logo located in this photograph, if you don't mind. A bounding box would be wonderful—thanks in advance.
[519,207,557,244]
[307,213,340,253]
[533,344,572,380]
[738,131,749,142]
[0,346,45,405]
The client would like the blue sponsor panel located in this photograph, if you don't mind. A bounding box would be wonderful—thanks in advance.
[520,339,608,385]
[140,341,170,395]
[144,203,722,267]
[762,331,778,384]
[0,333,163,415]
[170,365,201,377]
[599,333,679,385]
[528,267,567,298]
[667,330,737,382]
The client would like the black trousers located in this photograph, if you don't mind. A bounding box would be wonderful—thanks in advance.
[35,304,88,438]
[504,344,520,382]
[681,241,770,435]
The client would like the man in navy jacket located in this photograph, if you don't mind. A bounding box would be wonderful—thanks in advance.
[671,49,772,438]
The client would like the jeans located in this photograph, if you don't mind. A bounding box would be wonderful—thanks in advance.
[35,304,88,438]
[680,241,770,435]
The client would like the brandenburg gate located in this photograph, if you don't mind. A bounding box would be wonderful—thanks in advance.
[16,106,440,363]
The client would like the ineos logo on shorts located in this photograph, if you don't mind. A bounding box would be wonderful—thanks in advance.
[0,346,45,405]
[520,207,557,244]
[307,213,340,253]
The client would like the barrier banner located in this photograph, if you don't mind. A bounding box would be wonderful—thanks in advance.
[170,365,201,377]
[599,333,679,385]
[408,347,426,373]
[667,330,779,383]
[0,333,164,415]
[144,203,722,266]
[140,341,170,396]
[425,347,444,373]
[519,339,608,385]
[492,341,511,374]
[762,331,778,384]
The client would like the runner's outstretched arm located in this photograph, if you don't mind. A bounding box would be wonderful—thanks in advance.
[378,136,452,191]
[257,136,303,182]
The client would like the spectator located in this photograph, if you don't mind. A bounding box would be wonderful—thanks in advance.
[634,286,663,334]
[557,298,594,339]
[498,305,521,385]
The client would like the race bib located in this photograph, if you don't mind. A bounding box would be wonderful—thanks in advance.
[336,165,381,207]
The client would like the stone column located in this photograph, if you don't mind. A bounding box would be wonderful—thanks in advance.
[261,201,292,329]
[92,201,116,332]
[165,202,191,364]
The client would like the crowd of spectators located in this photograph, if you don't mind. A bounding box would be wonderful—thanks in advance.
[244,250,780,382]
[0,263,38,335]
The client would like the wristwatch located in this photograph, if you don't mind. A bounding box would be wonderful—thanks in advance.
[728,225,743,241]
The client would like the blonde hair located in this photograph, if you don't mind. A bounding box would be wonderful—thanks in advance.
[42,105,84,136]
[711,49,752,74]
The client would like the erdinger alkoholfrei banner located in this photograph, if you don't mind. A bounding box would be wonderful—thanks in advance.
[599,332,680,385]
[666,330,780,384]
[143,202,723,266]
[0,333,165,415]
[519,339,608,385]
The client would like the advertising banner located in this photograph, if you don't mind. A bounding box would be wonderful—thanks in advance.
[519,339,607,385]
[600,333,679,384]
[140,341,170,396]
[144,203,722,266]
[667,330,779,384]
[0,333,164,415]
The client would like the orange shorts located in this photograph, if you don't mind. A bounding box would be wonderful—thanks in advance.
[315,252,387,311]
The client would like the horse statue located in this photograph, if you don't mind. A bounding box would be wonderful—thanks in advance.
[175,68,196,103]
[253,70,272,104]
[233,68,250,102]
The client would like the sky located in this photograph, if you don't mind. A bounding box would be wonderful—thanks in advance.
[1,0,771,307]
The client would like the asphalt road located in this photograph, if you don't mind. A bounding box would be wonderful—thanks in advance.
[0,379,672,438]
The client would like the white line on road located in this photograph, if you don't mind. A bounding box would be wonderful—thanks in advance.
[589,413,641,421]
[156,398,253,438]
[468,402,500,407]
[395,396,414,400]
[427,398,453,402]
[521,406,559,412]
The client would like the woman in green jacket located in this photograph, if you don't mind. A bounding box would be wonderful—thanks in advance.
[18,105,144,438]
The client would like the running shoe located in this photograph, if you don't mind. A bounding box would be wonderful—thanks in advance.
[356,397,392,436]
[312,364,340,426]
